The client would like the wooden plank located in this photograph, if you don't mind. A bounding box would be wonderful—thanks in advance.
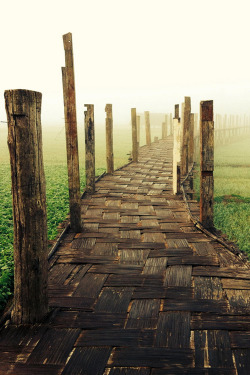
[222,279,250,289]
[88,264,142,274]
[6,364,63,375]
[164,266,192,287]
[167,255,219,266]
[126,299,161,329]
[155,311,190,348]
[151,368,237,374]
[230,331,250,348]
[206,330,234,368]
[225,289,250,314]
[73,273,108,298]
[109,368,150,375]
[94,287,133,313]
[75,329,154,347]
[133,286,193,299]
[108,347,194,367]
[74,312,127,329]
[162,299,229,314]
[27,328,80,365]
[192,267,250,279]
[62,347,112,375]
[49,296,94,310]
[142,257,167,275]
[194,277,224,299]
[191,314,250,330]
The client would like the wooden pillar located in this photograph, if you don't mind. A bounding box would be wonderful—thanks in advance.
[181,96,191,176]
[189,113,194,164]
[105,104,114,174]
[175,104,179,119]
[173,116,181,195]
[162,121,167,139]
[84,104,95,193]
[137,115,141,147]
[131,108,138,162]
[144,111,151,145]
[169,113,173,135]
[62,32,82,232]
[200,100,214,230]
[5,89,48,324]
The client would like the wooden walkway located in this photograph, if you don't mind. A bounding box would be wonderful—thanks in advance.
[1,138,250,375]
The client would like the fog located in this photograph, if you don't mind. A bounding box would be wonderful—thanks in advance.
[1,0,250,127]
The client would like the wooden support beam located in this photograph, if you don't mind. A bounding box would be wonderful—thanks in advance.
[62,32,82,232]
[181,96,191,176]
[84,104,95,193]
[131,108,138,162]
[173,117,181,194]
[174,104,179,119]
[144,111,151,145]
[200,100,214,230]
[5,89,48,324]
[136,115,141,147]
[189,113,194,164]
[162,121,167,139]
[105,104,114,174]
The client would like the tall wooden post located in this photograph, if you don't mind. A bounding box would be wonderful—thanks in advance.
[173,104,181,194]
[144,111,151,145]
[131,108,138,162]
[181,96,191,176]
[137,115,141,147]
[189,113,194,164]
[200,100,214,229]
[175,104,179,120]
[162,121,167,139]
[85,104,95,193]
[5,89,48,324]
[105,104,114,174]
[62,32,82,232]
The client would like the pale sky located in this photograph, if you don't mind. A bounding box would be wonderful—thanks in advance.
[1,0,250,126]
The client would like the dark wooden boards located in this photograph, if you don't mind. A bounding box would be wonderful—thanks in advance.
[0,138,249,374]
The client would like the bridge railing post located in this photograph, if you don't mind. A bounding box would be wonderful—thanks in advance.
[131,108,138,162]
[200,100,214,229]
[137,115,141,148]
[105,104,114,174]
[173,104,181,194]
[62,32,82,232]
[144,111,151,146]
[181,96,191,176]
[5,89,48,324]
[85,104,95,193]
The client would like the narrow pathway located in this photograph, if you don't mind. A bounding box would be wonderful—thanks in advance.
[0,139,250,374]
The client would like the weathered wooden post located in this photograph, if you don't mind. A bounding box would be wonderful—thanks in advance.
[62,32,82,232]
[162,119,167,139]
[85,104,95,192]
[173,104,181,194]
[200,100,214,229]
[181,96,191,176]
[189,113,194,164]
[105,104,114,174]
[5,89,48,324]
[144,111,151,145]
[137,115,141,147]
[131,108,138,162]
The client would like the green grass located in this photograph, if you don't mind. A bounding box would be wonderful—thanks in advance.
[0,123,133,312]
[194,136,250,258]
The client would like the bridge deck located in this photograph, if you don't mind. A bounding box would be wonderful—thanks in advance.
[0,138,250,374]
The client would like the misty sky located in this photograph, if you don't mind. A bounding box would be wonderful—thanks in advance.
[1,0,250,126]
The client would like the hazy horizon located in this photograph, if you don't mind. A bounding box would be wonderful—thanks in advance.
[1,0,250,127]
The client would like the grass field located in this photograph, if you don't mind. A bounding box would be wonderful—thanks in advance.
[194,136,250,257]
[0,122,249,312]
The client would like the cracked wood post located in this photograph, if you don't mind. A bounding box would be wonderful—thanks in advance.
[144,111,151,145]
[85,104,95,193]
[189,113,194,164]
[173,104,181,194]
[62,32,82,232]
[181,96,191,176]
[136,115,141,148]
[105,104,114,174]
[5,89,48,324]
[131,108,138,162]
[200,100,214,229]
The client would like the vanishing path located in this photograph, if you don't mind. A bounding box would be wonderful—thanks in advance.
[0,138,250,374]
